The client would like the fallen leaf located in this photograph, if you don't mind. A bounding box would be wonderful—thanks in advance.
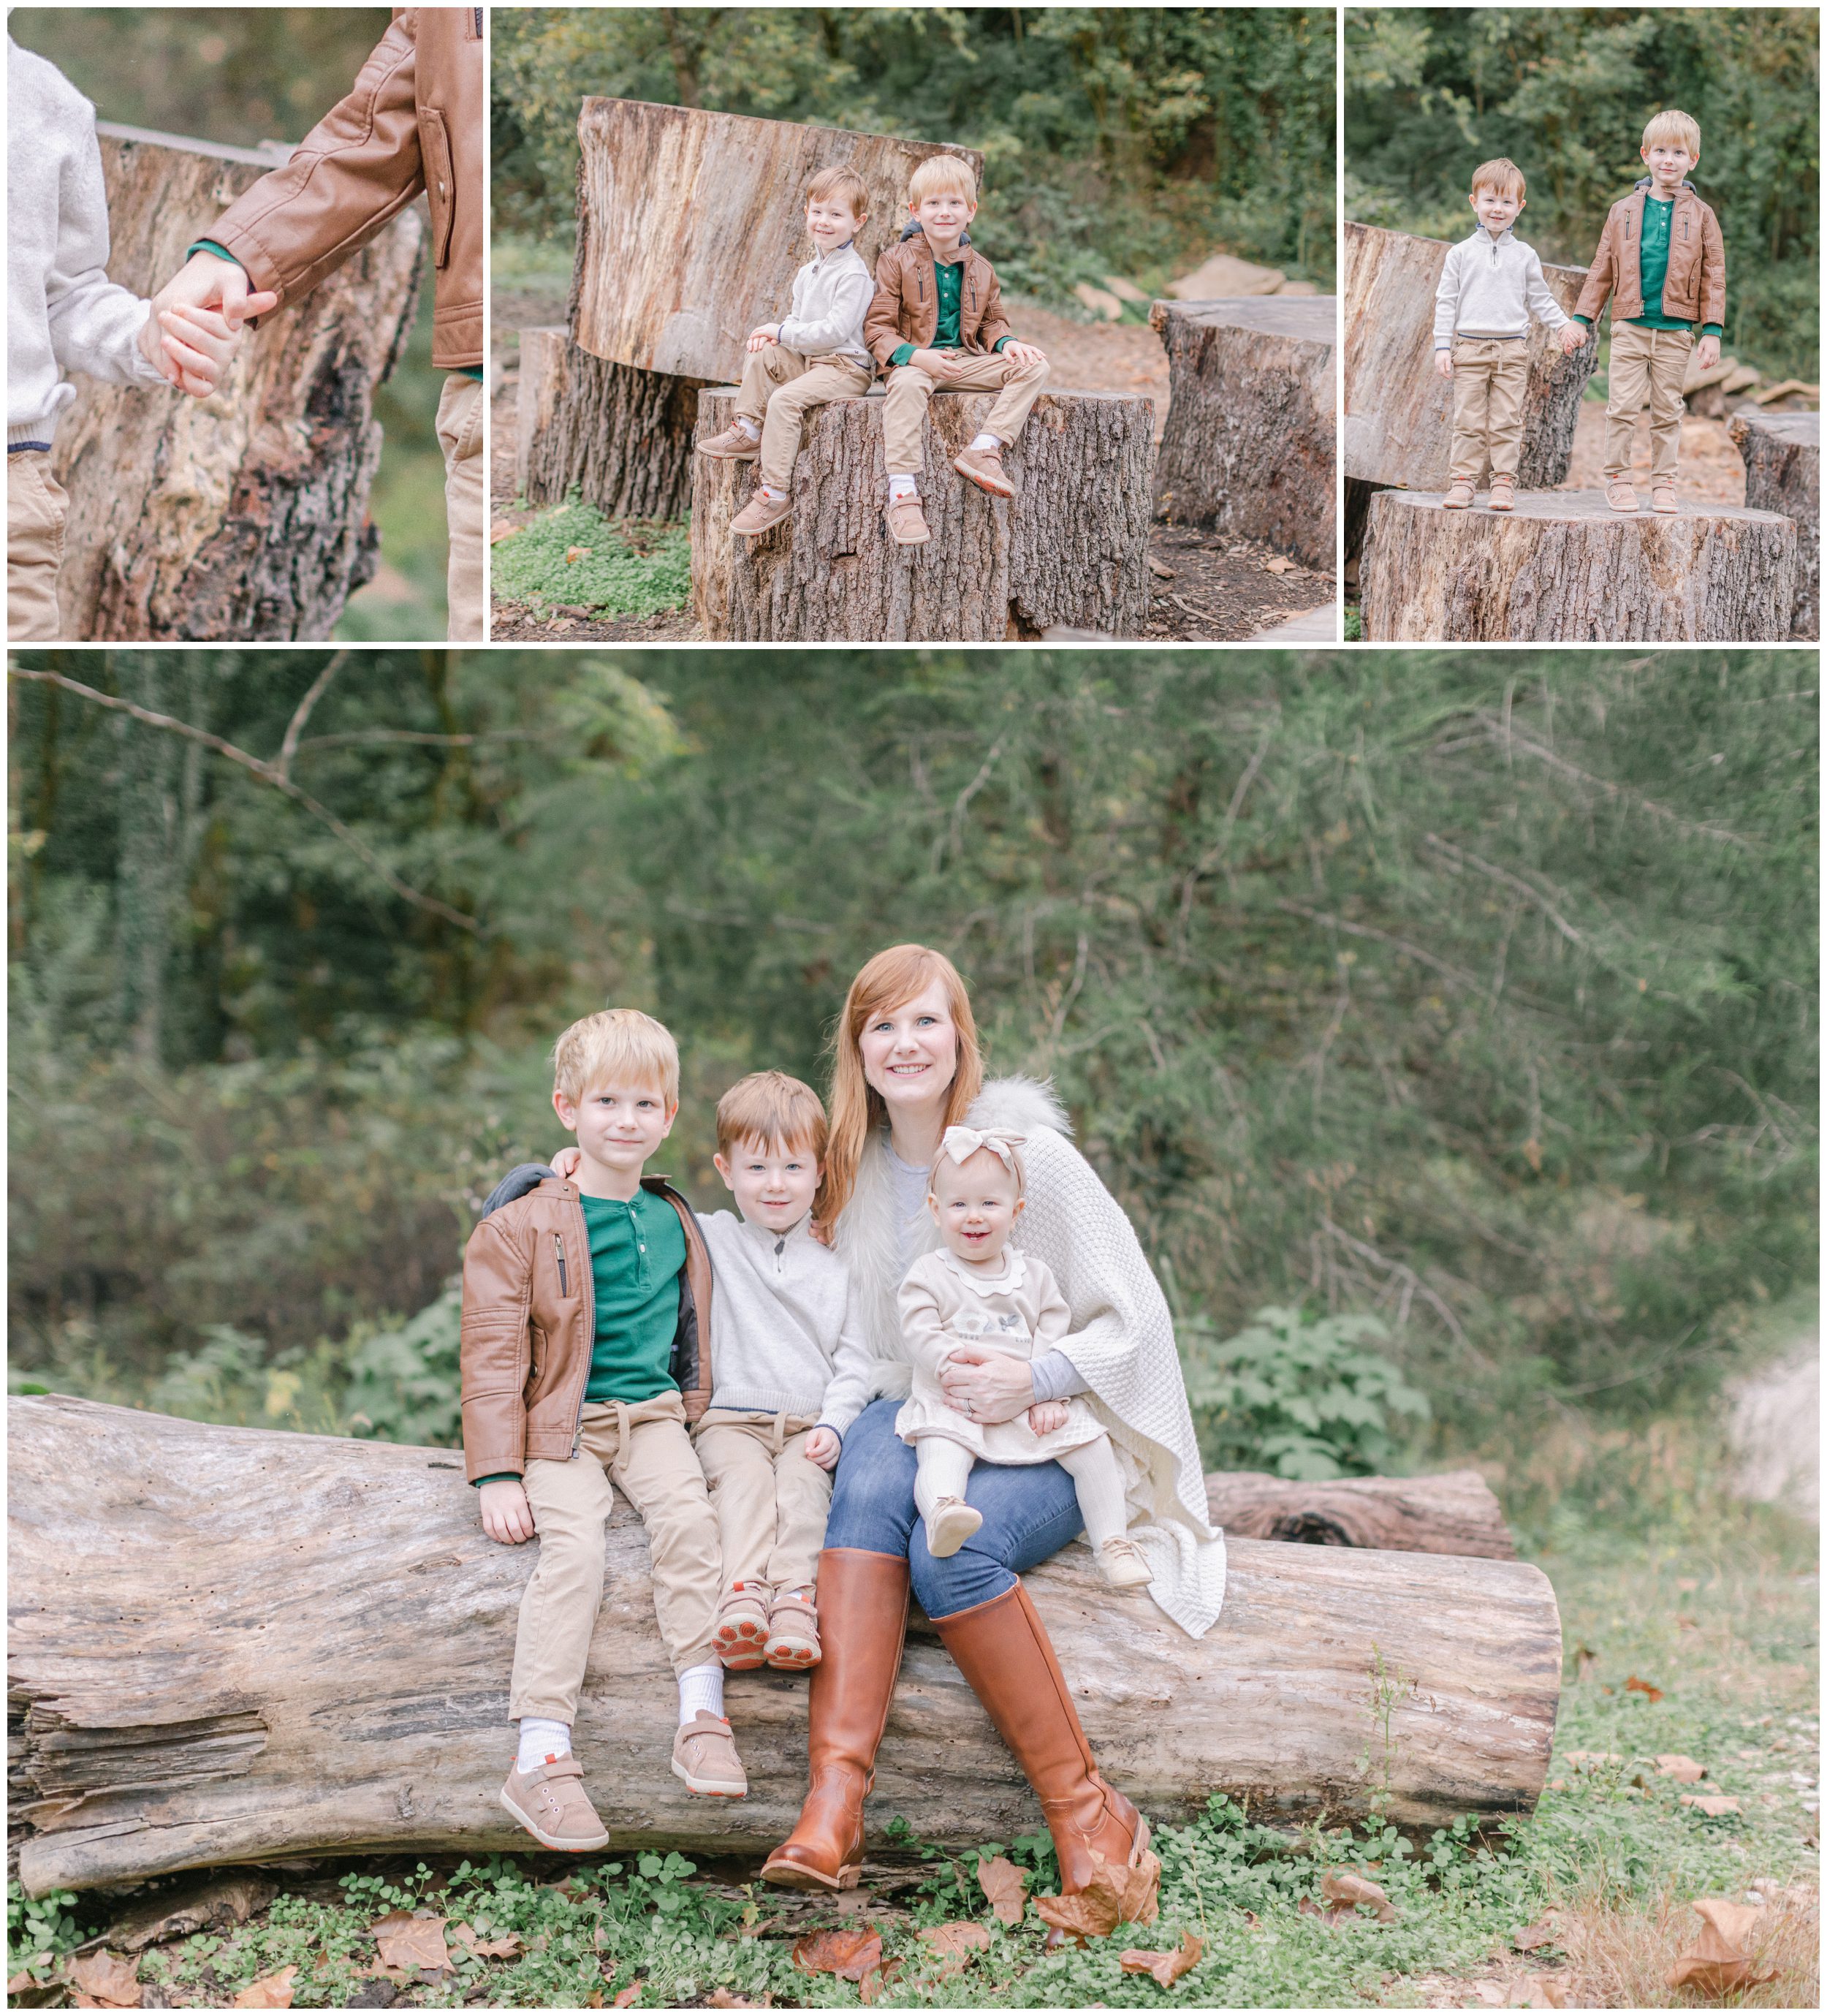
[706,1995,761,2009]
[448,1922,523,1959]
[490,523,522,544]
[65,1953,140,2007]
[1516,1974,1567,2008]
[792,1925,884,1981]
[564,546,593,564]
[1511,1920,1559,1952]
[1655,1754,1707,1783]
[1682,1794,1742,1815]
[1548,1778,1567,1792]
[1321,1871,1399,1923]
[1262,555,1296,573]
[1563,1750,1623,1767]
[917,1922,990,1966]
[1147,558,1177,580]
[1667,1897,1777,1995]
[977,1854,1029,1926]
[1676,1615,1699,1631]
[369,1910,449,1973]
[1118,1930,1203,1986]
[232,1966,298,2009]
[856,1958,901,2004]
[1033,1851,1161,1943]
[1625,1675,1664,1702]
[614,1982,642,2008]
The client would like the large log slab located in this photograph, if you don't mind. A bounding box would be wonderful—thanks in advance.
[1729,409,1819,640]
[1362,489,1796,642]
[1343,221,1594,493]
[571,99,981,384]
[50,125,422,642]
[515,327,704,522]
[1149,297,1337,570]
[1206,1469,1513,1558]
[690,386,1155,641]
[9,1397,1560,1895]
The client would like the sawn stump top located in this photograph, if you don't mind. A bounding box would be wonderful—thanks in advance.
[1149,295,1337,345]
[1375,488,1794,527]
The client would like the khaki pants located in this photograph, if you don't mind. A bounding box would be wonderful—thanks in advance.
[694,1408,832,1599]
[1603,322,1693,484]
[1447,337,1529,486]
[8,452,68,641]
[437,372,485,642]
[882,349,1050,476]
[509,1390,720,1722]
[733,345,873,493]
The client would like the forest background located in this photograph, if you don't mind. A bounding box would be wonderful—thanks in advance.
[7,7,450,643]
[1345,7,1821,382]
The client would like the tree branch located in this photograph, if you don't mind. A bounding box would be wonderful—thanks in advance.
[274,653,349,784]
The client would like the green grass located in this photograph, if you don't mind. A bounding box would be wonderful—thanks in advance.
[492,498,692,617]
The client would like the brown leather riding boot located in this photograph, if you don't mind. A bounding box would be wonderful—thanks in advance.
[760,1550,909,1890]
[934,1579,1150,1892]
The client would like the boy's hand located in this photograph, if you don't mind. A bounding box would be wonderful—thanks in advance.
[1558,322,1585,357]
[1695,333,1721,371]
[1026,1401,1069,1436]
[909,347,961,379]
[151,249,281,333]
[1002,340,1047,366]
[1434,349,1454,379]
[479,1477,536,1544]
[803,1425,842,1470]
[746,324,781,352]
[147,303,243,400]
[550,1146,582,1181]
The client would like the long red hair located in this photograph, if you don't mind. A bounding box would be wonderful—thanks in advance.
[820,944,984,1228]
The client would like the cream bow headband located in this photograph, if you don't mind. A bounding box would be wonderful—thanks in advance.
[938,1125,1027,1177]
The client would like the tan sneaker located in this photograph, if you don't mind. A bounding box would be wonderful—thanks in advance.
[699,422,760,461]
[672,1713,748,1797]
[500,1755,609,1852]
[713,1581,772,1670]
[1095,1536,1154,1589]
[1605,480,1639,512]
[730,489,791,537]
[1486,474,1516,512]
[764,1588,821,1671]
[924,1497,983,1559]
[886,493,931,545]
[1650,483,1678,515]
[1442,482,1475,509]
[953,442,1014,498]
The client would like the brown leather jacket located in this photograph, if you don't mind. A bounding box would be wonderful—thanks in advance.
[864,229,1012,368]
[204,8,483,368]
[458,1175,715,1483]
[1574,178,1725,332]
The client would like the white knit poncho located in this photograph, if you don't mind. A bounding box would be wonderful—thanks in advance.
[833,1077,1226,1637]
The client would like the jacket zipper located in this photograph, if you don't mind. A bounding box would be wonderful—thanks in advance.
[553,1232,569,1297]
[474,6,482,34]
[569,1199,592,1455]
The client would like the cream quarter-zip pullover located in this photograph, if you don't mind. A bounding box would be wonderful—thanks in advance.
[1433,227,1570,349]
[775,240,874,372]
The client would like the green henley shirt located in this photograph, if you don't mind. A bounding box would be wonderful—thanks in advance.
[889,255,1011,367]
[581,1188,685,1401]
[1574,195,1722,339]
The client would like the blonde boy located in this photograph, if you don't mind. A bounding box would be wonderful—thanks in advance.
[692,1072,873,1672]
[1573,110,1725,514]
[1432,157,1584,512]
[865,154,1051,545]
[461,1009,742,1852]
[699,166,877,537]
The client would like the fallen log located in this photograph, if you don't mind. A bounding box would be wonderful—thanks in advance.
[1342,221,1594,493]
[10,1396,1560,1895]
[514,327,704,522]
[1361,489,1796,642]
[1149,297,1337,570]
[690,386,1155,641]
[50,124,422,642]
[1205,1469,1514,1558]
[1729,409,1819,640]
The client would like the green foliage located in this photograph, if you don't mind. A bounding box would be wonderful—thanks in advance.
[1345,7,1820,379]
[492,501,693,618]
[1181,1306,1432,1478]
[493,8,1336,300]
[344,1282,463,1446]
[6,1883,87,1984]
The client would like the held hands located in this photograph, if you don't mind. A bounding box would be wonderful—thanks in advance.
[1026,1400,1068,1435]
[802,1425,842,1470]
[1695,333,1721,371]
[747,324,782,352]
[141,249,280,398]
[1559,322,1586,357]
[909,346,962,379]
[1434,349,1454,379]
[479,1477,536,1545]
[938,1343,1034,1425]
[1002,340,1047,366]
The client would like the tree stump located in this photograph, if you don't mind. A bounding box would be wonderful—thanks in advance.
[1149,297,1336,570]
[1342,221,1594,493]
[1205,1469,1514,1558]
[9,1396,1561,1894]
[48,125,422,642]
[690,387,1155,641]
[1729,409,1819,640]
[514,327,704,521]
[1361,490,1797,642]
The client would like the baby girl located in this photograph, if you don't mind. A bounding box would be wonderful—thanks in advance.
[894,1126,1152,1588]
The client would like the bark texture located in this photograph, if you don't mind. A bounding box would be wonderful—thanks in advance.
[1343,222,1593,492]
[691,387,1155,641]
[515,327,705,521]
[1362,489,1796,642]
[1150,298,1337,569]
[1728,409,1819,640]
[571,99,981,382]
[50,126,422,642]
[10,1396,1561,1895]
[1205,1469,1514,1559]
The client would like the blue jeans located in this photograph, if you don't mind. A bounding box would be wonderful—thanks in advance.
[824,1398,1085,1619]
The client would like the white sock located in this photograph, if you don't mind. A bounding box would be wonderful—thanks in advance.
[757,483,786,501]
[968,432,1000,453]
[1057,1436,1130,1548]
[887,474,919,502]
[914,1438,976,1536]
[734,415,760,440]
[516,1716,571,1773]
[677,1662,726,1725]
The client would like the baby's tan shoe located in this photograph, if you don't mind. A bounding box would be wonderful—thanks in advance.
[886,493,931,545]
[924,1497,983,1559]
[764,1588,821,1670]
[730,490,792,537]
[499,1754,609,1852]
[699,422,759,461]
[673,1713,748,1797]
[953,443,1014,498]
[713,1580,771,1670]
[1095,1536,1154,1589]
[1442,481,1474,509]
